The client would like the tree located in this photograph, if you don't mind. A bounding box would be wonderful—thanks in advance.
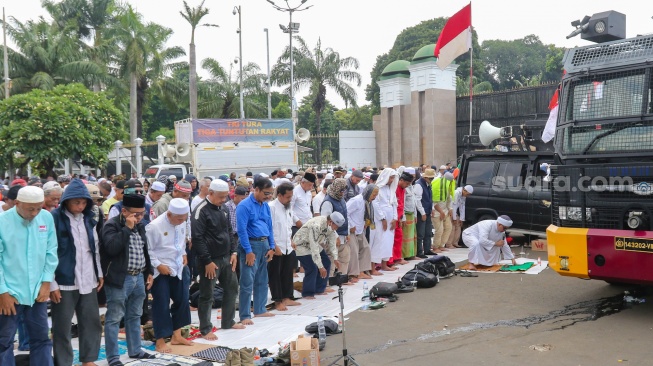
[334,105,374,131]
[0,83,124,175]
[199,58,266,118]
[365,18,486,111]
[180,0,218,119]
[0,16,103,96]
[272,37,361,168]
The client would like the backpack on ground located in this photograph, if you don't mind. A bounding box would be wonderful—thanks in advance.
[401,266,439,288]
[425,255,456,278]
[369,281,399,301]
[190,285,223,308]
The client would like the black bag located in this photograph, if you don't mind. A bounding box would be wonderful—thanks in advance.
[190,285,223,309]
[394,281,415,293]
[370,282,398,297]
[415,261,438,275]
[401,267,439,288]
[425,255,456,278]
[305,319,340,335]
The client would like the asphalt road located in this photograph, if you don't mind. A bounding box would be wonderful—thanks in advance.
[319,255,653,366]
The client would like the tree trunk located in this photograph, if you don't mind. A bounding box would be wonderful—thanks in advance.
[189,42,197,119]
[129,73,138,142]
[316,109,322,169]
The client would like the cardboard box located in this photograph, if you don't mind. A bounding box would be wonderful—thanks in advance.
[531,239,548,252]
[290,334,320,366]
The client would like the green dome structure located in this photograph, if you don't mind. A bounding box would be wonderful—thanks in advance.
[380,60,410,80]
[412,44,437,63]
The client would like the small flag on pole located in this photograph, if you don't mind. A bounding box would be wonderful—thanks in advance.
[542,88,559,143]
[434,3,472,70]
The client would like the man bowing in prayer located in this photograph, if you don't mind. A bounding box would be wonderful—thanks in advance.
[463,215,516,269]
[146,198,193,353]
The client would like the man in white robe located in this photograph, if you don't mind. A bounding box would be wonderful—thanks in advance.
[463,215,516,269]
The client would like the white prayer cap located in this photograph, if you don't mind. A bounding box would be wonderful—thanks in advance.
[286,173,292,179]
[325,173,334,180]
[42,181,60,191]
[151,181,166,192]
[320,169,327,174]
[404,167,416,175]
[444,172,454,181]
[210,179,230,192]
[497,215,513,227]
[364,172,371,178]
[463,185,474,194]
[439,165,447,170]
[16,186,44,203]
[247,177,254,184]
[329,212,345,227]
[277,178,292,185]
[168,198,190,215]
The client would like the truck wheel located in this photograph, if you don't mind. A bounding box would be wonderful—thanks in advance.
[477,214,495,223]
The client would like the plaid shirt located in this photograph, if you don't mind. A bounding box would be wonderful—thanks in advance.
[127,230,146,273]
[225,200,238,233]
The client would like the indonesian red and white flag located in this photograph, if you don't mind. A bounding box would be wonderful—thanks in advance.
[434,3,472,70]
[542,88,559,143]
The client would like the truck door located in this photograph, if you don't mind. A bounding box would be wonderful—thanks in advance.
[529,158,553,232]
[461,160,496,223]
[489,161,530,227]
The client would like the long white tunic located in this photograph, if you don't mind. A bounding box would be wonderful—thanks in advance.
[346,195,365,235]
[370,185,396,263]
[269,198,294,255]
[463,220,514,266]
[146,214,187,279]
[291,185,312,225]
[451,187,467,221]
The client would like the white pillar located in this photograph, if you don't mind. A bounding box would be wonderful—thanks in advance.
[156,135,166,165]
[115,140,123,176]
[64,159,71,175]
[27,164,32,178]
[134,137,143,178]
[80,164,86,176]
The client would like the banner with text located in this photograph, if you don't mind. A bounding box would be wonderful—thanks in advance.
[192,119,294,143]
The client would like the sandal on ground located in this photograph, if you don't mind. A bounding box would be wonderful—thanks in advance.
[458,270,478,277]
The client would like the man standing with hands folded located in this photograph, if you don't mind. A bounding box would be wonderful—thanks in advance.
[192,179,243,341]
[0,186,58,366]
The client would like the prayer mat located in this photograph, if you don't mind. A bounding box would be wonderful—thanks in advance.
[123,354,206,366]
[500,262,534,272]
[191,346,232,362]
[73,339,156,365]
[458,263,503,272]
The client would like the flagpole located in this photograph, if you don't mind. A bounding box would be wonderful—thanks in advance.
[468,2,473,136]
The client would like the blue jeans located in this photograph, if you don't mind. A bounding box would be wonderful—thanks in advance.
[0,301,52,366]
[17,312,30,351]
[104,273,147,360]
[239,240,270,320]
[297,250,331,297]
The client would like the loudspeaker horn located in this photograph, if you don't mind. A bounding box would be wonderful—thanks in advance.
[176,143,191,157]
[295,128,310,143]
[163,144,176,158]
[479,120,503,146]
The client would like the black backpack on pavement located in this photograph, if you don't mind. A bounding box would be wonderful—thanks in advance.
[425,255,456,278]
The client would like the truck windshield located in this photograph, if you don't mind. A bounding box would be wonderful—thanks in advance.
[560,69,653,154]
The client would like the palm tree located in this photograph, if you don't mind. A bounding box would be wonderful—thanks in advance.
[112,6,186,141]
[272,37,361,168]
[42,0,119,92]
[456,76,493,96]
[199,57,266,118]
[180,0,218,119]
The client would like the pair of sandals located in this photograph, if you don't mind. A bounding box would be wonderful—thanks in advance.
[456,270,478,277]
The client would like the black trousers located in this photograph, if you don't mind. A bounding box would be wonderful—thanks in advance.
[268,251,296,302]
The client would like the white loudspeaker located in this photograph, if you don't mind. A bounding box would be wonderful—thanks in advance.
[163,144,176,158]
[176,143,191,157]
[479,120,503,146]
[295,128,310,143]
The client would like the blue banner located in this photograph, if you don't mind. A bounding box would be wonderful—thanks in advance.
[192,118,293,143]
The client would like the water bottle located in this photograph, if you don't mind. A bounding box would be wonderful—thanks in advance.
[362,282,371,310]
[317,315,327,350]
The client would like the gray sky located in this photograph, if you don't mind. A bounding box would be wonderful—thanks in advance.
[4,1,653,108]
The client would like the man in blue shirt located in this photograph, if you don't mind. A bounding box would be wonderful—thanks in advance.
[0,186,58,366]
[236,177,276,325]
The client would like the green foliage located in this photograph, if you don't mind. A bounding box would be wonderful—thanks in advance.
[272,100,291,119]
[334,105,374,131]
[148,126,175,142]
[0,83,125,174]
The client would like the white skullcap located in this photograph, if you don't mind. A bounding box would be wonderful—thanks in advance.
[246,177,254,183]
[464,185,474,194]
[276,178,292,185]
[210,179,230,192]
[325,173,334,180]
[329,212,345,227]
[444,172,454,181]
[151,181,166,191]
[259,173,269,178]
[16,186,44,203]
[42,181,60,190]
[364,172,371,178]
[168,198,190,215]
[440,165,447,170]
[497,215,513,227]
[404,167,416,175]
[286,173,292,179]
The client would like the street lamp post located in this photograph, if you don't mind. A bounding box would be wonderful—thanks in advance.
[233,6,244,119]
[264,28,271,119]
[266,0,312,121]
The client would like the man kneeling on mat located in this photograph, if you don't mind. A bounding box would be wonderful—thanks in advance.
[463,215,516,270]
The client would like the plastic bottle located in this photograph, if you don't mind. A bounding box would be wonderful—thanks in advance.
[538,257,542,266]
[253,349,262,365]
[362,281,370,310]
[317,315,327,348]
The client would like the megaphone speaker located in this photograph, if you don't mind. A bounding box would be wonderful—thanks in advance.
[176,143,191,157]
[163,144,176,158]
[295,128,310,143]
[479,120,502,146]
